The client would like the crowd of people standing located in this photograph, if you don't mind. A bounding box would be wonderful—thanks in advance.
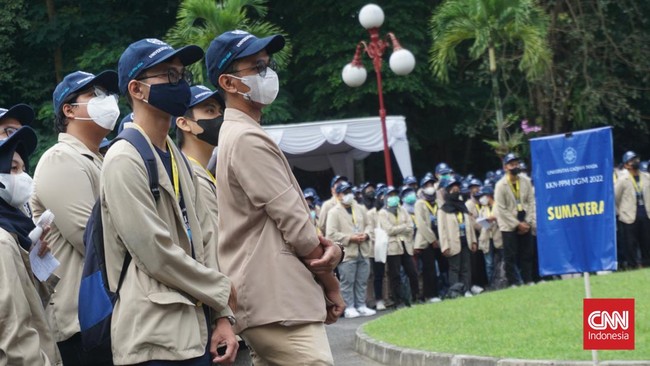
[0,26,648,366]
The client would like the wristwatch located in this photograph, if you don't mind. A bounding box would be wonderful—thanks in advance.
[221,315,236,326]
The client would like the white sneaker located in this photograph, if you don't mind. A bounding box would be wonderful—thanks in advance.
[464,291,473,297]
[428,297,442,303]
[344,307,360,318]
[470,285,484,295]
[375,300,386,311]
[357,306,377,317]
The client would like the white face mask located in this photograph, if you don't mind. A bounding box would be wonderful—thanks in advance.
[479,196,489,206]
[342,193,355,206]
[0,172,34,209]
[72,93,120,130]
[232,69,279,105]
[423,187,435,196]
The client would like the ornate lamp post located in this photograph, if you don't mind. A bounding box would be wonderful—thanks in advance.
[342,3,415,186]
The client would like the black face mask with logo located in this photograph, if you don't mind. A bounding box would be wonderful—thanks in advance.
[194,115,224,146]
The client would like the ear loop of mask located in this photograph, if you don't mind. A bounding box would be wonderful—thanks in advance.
[226,74,252,101]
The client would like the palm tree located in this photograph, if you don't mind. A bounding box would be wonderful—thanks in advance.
[165,0,291,86]
[429,0,551,157]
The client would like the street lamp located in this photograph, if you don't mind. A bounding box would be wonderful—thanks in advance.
[342,3,415,186]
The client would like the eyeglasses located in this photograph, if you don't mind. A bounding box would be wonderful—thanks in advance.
[230,60,277,78]
[136,68,193,86]
[2,127,18,137]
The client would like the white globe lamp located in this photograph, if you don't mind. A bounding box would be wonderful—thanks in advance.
[359,4,384,29]
[342,63,368,87]
[389,48,416,75]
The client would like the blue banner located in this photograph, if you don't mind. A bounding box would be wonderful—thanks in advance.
[530,127,617,275]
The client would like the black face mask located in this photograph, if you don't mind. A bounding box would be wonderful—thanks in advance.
[194,115,224,146]
[364,190,375,199]
[144,80,191,117]
[631,162,640,170]
[510,167,521,176]
[446,192,460,201]
[374,197,384,210]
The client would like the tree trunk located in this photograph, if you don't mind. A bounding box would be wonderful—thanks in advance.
[45,0,63,83]
[489,46,506,154]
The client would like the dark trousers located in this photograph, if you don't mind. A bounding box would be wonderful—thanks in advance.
[57,332,113,366]
[371,258,386,300]
[620,215,650,268]
[418,245,439,299]
[387,246,419,304]
[447,237,472,290]
[502,230,534,285]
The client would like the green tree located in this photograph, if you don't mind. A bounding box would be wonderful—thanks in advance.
[429,0,552,156]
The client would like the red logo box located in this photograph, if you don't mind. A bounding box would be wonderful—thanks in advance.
[584,298,634,350]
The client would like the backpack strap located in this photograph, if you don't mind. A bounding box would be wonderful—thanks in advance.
[109,127,162,295]
[112,128,160,201]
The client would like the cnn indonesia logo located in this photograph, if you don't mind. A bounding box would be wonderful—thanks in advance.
[583,298,635,350]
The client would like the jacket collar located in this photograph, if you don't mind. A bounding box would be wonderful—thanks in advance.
[58,133,103,164]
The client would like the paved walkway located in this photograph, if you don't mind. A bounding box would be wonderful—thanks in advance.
[326,310,391,365]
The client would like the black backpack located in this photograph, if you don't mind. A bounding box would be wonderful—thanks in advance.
[78,128,160,353]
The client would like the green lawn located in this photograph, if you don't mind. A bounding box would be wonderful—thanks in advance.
[363,269,649,361]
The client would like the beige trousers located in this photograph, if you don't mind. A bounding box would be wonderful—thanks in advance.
[241,322,333,366]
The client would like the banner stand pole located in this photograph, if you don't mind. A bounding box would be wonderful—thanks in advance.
[584,272,599,366]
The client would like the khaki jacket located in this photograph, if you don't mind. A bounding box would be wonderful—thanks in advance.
[438,210,477,257]
[366,207,378,258]
[318,196,337,235]
[188,159,221,270]
[477,204,503,253]
[494,175,536,232]
[31,133,102,341]
[0,229,62,366]
[378,206,414,256]
[465,199,483,232]
[216,109,326,333]
[326,202,371,261]
[413,199,438,249]
[101,126,232,364]
[615,172,650,224]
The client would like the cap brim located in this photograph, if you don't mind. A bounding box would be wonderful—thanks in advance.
[1,104,35,126]
[151,44,205,69]
[0,126,37,170]
[88,70,120,95]
[237,35,285,60]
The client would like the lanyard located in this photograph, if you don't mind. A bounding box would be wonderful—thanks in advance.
[631,175,642,194]
[456,212,464,224]
[167,142,195,258]
[424,200,438,216]
[507,178,523,211]
[187,157,216,185]
[486,204,493,217]
[351,207,358,226]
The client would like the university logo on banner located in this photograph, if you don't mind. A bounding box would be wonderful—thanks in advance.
[530,127,617,275]
[584,298,635,350]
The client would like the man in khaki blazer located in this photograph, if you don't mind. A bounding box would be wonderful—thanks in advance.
[326,181,375,318]
[31,70,120,365]
[413,175,442,302]
[104,38,237,365]
[476,186,505,288]
[615,151,650,268]
[206,30,344,365]
[378,186,419,306]
[318,175,348,235]
[494,152,536,286]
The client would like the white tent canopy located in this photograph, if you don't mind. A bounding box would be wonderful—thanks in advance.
[261,115,413,180]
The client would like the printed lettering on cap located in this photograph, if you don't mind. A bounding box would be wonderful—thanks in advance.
[236,35,254,48]
[149,46,172,59]
[146,38,167,46]
[230,30,249,35]
[76,76,94,85]
[194,91,212,100]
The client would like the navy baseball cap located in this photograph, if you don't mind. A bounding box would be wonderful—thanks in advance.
[0,126,37,173]
[189,85,225,109]
[335,181,353,194]
[205,30,285,87]
[503,152,520,164]
[330,175,348,188]
[118,38,204,95]
[0,104,34,126]
[53,70,119,113]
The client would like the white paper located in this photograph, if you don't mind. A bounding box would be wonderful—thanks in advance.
[29,242,60,282]
[476,217,491,230]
